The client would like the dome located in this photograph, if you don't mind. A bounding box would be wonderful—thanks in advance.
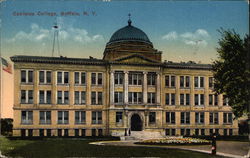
[107,20,152,45]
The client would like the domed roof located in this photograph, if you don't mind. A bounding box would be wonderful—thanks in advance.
[107,20,152,45]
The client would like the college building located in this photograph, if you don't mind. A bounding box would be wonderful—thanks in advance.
[11,19,238,137]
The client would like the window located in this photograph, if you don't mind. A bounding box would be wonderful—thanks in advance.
[58,111,69,124]
[21,70,33,83]
[74,72,86,85]
[91,73,103,85]
[195,112,205,124]
[21,111,33,124]
[223,113,233,124]
[92,111,102,124]
[209,94,213,105]
[147,93,156,104]
[180,94,190,106]
[57,71,69,84]
[194,76,204,88]
[194,94,204,106]
[147,72,156,86]
[91,92,103,105]
[129,72,142,85]
[165,129,176,136]
[75,111,86,124]
[74,91,86,105]
[165,93,175,105]
[214,94,218,106]
[39,90,51,104]
[116,112,123,123]
[180,76,190,88]
[39,70,51,84]
[181,112,190,124]
[223,95,229,106]
[181,129,190,136]
[39,111,51,124]
[165,75,175,87]
[20,90,33,104]
[166,112,175,124]
[114,72,124,85]
[114,92,123,104]
[128,92,142,104]
[149,112,156,124]
[57,91,69,104]
[209,77,214,88]
[209,112,219,124]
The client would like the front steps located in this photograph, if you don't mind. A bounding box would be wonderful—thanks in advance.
[118,130,165,141]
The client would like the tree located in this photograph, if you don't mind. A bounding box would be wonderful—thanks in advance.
[212,29,250,119]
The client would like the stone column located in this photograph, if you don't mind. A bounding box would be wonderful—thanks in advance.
[110,71,114,107]
[124,71,129,105]
[156,72,161,104]
[143,72,148,104]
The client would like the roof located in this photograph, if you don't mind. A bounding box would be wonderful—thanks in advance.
[107,22,152,45]
[10,55,212,70]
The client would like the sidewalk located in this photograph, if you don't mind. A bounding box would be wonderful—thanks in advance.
[91,140,250,158]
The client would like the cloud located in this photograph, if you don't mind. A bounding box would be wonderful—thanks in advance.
[162,31,178,40]
[180,29,210,47]
[7,22,103,44]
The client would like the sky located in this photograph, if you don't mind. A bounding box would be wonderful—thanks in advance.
[0,0,249,64]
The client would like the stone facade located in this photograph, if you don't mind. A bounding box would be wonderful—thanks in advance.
[11,21,238,137]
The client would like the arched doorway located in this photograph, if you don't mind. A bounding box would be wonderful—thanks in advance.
[131,114,143,131]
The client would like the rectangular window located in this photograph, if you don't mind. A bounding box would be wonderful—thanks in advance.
[98,73,102,85]
[91,73,102,85]
[195,94,205,106]
[74,91,86,105]
[92,111,102,124]
[209,77,214,88]
[20,90,33,104]
[195,112,205,124]
[214,94,218,106]
[223,113,233,124]
[39,90,51,104]
[165,75,175,87]
[166,112,175,124]
[57,71,69,84]
[57,91,69,104]
[114,92,123,104]
[74,72,86,85]
[165,93,175,105]
[128,72,142,85]
[114,72,124,85]
[209,94,213,105]
[181,112,190,124]
[180,93,191,106]
[147,72,156,86]
[149,112,156,124]
[39,70,52,84]
[209,112,219,124]
[147,92,156,104]
[223,95,229,106]
[75,111,86,124]
[194,76,204,88]
[165,93,170,105]
[180,76,190,88]
[116,112,123,123]
[21,111,33,124]
[128,92,142,104]
[39,111,51,124]
[58,111,69,124]
[91,92,103,105]
[171,93,175,105]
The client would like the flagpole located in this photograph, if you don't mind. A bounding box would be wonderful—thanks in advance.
[0,2,3,137]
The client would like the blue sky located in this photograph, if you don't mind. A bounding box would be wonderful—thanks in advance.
[1,0,249,63]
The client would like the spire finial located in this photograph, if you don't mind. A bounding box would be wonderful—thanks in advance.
[128,13,132,26]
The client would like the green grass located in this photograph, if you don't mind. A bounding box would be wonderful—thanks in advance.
[0,137,223,158]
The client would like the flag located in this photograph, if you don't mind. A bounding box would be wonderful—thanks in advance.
[1,58,12,74]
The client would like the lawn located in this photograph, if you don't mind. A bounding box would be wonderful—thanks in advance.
[0,137,223,158]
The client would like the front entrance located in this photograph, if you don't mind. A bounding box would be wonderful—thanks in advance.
[131,114,142,131]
